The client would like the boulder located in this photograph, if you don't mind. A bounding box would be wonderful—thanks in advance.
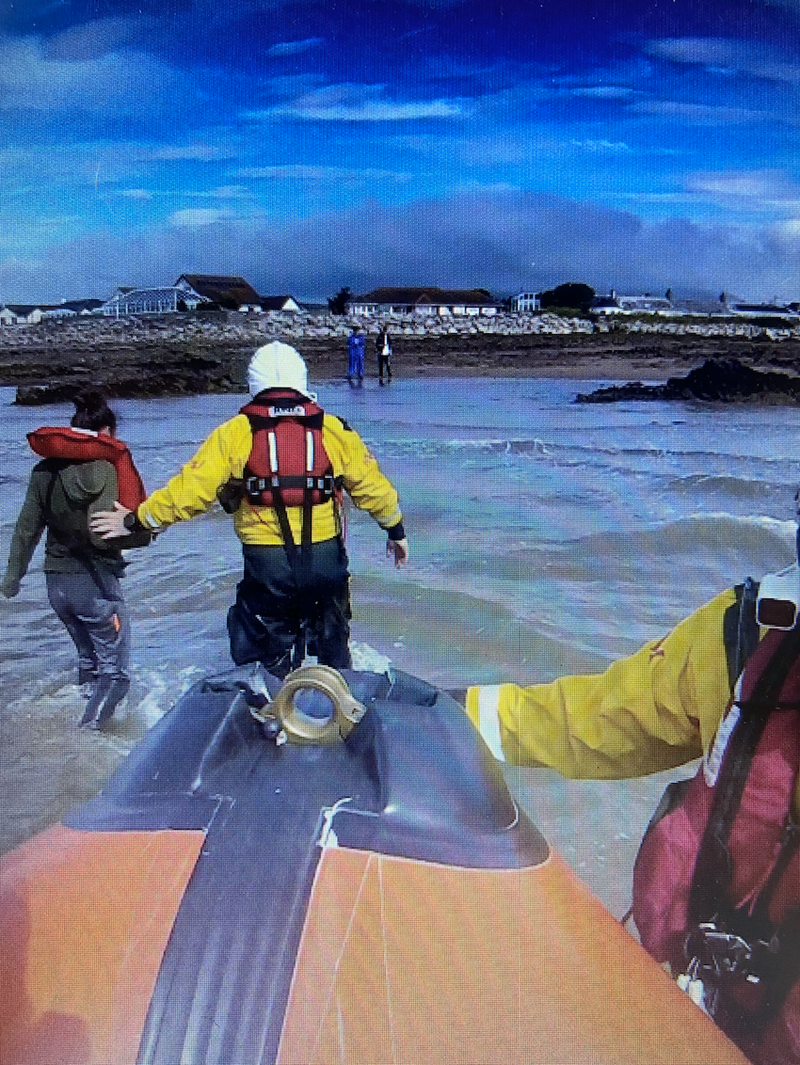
[574,358,800,404]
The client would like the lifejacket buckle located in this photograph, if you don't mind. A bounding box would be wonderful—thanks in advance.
[686,923,755,980]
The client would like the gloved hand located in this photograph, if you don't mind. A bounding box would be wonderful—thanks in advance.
[2,575,21,598]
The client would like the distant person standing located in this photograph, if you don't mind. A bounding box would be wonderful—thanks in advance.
[376,329,393,384]
[1,391,149,729]
[347,327,365,384]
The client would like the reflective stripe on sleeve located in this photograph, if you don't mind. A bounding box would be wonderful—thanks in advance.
[139,508,163,531]
[477,685,506,762]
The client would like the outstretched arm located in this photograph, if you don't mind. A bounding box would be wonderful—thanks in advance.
[92,416,249,539]
[464,588,737,778]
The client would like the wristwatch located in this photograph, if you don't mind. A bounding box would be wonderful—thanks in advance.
[123,510,145,533]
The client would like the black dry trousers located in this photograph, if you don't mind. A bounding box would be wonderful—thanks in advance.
[227,537,352,678]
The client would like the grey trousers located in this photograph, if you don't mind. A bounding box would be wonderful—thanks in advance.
[46,571,130,683]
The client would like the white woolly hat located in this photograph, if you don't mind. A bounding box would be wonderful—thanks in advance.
[248,341,313,397]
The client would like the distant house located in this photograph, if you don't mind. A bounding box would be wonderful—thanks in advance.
[729,302,799,321]
[348,287,500,316]
[258,295,301,313]
[175,274,262,312]
[669,298,729,317]
[1,304,45,325]
[510,292,540,313]
[589,294,624,316]
[101,286,204,317]
[590,292,672,315]
[41,299,105,319]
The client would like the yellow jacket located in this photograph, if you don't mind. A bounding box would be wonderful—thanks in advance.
[467,587,738,777]
[466,585,800,821]
[135,410,402,546]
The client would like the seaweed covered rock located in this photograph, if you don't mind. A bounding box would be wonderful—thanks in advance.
[575,358,800,404]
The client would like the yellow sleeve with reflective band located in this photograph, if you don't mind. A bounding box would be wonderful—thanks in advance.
[465,588,738,779]
[137,415,250,531]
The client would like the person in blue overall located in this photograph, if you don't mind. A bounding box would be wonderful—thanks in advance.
[347,328,365,384]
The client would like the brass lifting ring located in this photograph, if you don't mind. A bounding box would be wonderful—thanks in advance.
[252,665,366,745]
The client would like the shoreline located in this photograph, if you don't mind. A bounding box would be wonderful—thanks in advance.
[1,314,800,401]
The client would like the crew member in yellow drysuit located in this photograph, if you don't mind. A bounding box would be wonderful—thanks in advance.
[464,573,800,1065]
[92,342,408,675]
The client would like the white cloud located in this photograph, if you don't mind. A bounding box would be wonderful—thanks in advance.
[168,208,229,228]
[570,86,637,100]
[13,188,798,305]
[267,38,324,57]
[232,164,412,184]
[245,83,465,122]
[0,34,178,114]
[136,143,238,162]
[686,169,800,211]
[773,219,800,238]
[44,17,151,61]
[632,99,770,125]
[571,139,632,153]
[646,37,800,84]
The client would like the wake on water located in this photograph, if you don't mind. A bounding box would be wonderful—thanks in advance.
[2,377,799,913]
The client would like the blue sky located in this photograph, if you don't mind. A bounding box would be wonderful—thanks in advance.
[1,0,798,303]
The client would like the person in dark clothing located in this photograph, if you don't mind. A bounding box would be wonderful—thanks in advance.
[376,330,393,384]
[2,391,149,728]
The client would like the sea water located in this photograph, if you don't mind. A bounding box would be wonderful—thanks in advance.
[1,377,798,914]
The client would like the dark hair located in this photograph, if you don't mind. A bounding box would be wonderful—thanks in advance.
[70,390,117,434]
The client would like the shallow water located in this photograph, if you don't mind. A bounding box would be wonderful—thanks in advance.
[2,377,798,914]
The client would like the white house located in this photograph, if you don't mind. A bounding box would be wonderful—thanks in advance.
[729,302,799,321]
[101,286,205,317]
[0,304,45,325]
[590,292,673,315]
[348,287,500,317]
[510,292,540,313]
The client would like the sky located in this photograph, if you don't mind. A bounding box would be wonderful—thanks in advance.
[1,0,799,304]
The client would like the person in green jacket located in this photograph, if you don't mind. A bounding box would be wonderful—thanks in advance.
[2,392,148,728]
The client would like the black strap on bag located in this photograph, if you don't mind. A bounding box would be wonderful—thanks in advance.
[723,578,761,688]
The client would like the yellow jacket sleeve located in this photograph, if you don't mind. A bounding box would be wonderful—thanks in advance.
[322,414,402,530]
[465,588,738,779]
[137,416,250,530]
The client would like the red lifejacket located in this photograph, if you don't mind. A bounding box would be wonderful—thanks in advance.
[632,625,800,1064]
[27,426,147,510]
[240,391,337,511]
